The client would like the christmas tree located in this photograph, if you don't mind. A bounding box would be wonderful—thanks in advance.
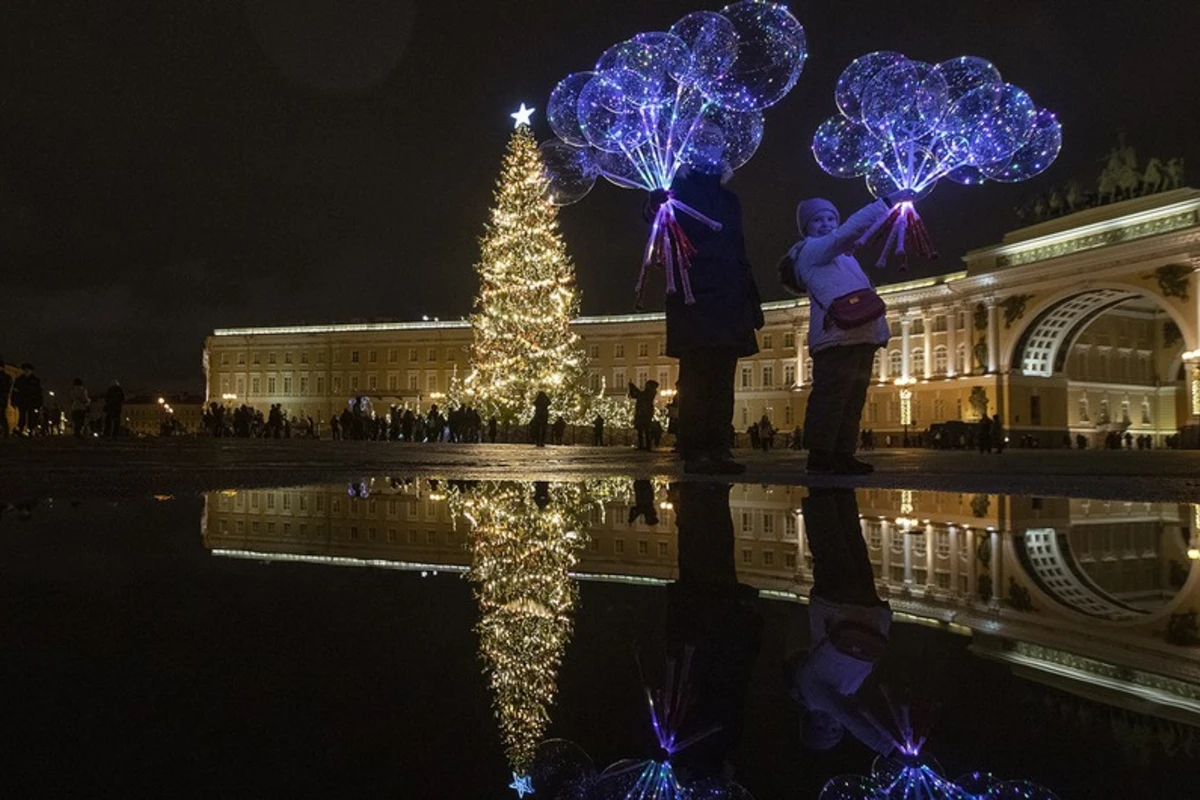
[459,110,590,426]
[452,479,592,786]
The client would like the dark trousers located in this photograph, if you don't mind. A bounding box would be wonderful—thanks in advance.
[804,343,877,455]
[104,410,121,438]
[802,488,879,606]
[17,406,36,434]
[677,347,738,460]
[72,410,87,438]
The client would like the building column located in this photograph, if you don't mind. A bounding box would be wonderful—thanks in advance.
[923,314,933,379]
[879,335,890,383]
[945,310,957,378]
[903,531,914,586]
[794,510,807,582]
[965,528,977,599]
[986,299,999,374]
[948,525,960,597]
[796,342,807,388]
[880,520,892,584]
[901,316,912,381]
[989,529,1002,607]
[925,524,936,589]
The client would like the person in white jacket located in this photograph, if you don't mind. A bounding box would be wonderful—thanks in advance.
[791,487,896,756]
[782,191,911,474]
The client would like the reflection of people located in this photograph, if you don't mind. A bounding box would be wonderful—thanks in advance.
[792,488,895,757]
[667,481,764,778]
[627,479,659,525]
[652,128,764,475]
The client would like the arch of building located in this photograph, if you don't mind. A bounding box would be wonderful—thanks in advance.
[1006,283,1196,378]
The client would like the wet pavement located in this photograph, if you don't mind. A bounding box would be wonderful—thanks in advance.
[2,438,1200,502]
[4,473,1198,797]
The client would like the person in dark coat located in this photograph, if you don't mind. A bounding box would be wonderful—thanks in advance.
[650,129,764,475]
[12,363,44,436]
[530,391,550,447]
[102,380,125,438]
[592,414,604,446]
[487,415,498,444]
[977,415,992,454]
[990,414,1005,454]
[0,356,12,438]
[628,379,659,450]
[665,480,763,780]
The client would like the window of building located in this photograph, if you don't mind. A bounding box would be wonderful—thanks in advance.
[427,348,437,362]
[783,331,795,348]
[253,352,261,365]
[763,514,774,535]
[784,405,793,424]
[388,374,400,391]
[317,351,325,364]
[350,350,360,363]
[1142,400,1152,424]
[636,368,649,387]
[934,345,948,375]
[237,377,246,395]
[368,349,377,363]
[268,352,277,365]
[282,376,292,394]
[1121,400,1131,424]
[408,373,419,391]
[614,539,625,554]
[316,376,324,394]
[742,548,753,565]
[889,350,903,375]
[237,353,246,365]
[637,342,649,358]
[657,340,666,356]
[427,374,437,392]
[740,366,752,388]
[589,344,600,359]
[220,353,229,365]
[614,343,625,358]
[613,368,626,388]
[252,377,261,394]
[741,511,753,533]
[912,348,925,377]
[658,541,668,556]
[589,372,601,392]
[409,348,418,362]
[368,375,378,391]
[784,364,795,386]
[762,333,773,349]
[637,540,648,555]
[657,367,669,388]
[763,551,775,566]
[350,375,359,391]
[785,552,796,568]
[332,376,342,392]
[762,365,774,387]
[388,348,397,363]
[284,352,293,365]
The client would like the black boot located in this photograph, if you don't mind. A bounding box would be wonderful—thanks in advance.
[806,449,837,475]
[835,454,874,475]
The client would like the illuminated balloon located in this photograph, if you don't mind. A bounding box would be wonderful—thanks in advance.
[943,82,1037,166]
[812,115,882,178]
[981,108,1063,182]
[540,140,598,206]
[861,59,948,144]
[835,50,906,120]
[697,0,807,111]
[547,72,593,147]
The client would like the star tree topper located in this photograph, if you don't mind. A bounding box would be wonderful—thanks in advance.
[510,102,535,128]
[509,771,534,797]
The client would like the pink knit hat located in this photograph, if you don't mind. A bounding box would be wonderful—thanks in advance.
[796,198,839,236]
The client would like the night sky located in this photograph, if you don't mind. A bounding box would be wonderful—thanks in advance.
[2,0,1198,395]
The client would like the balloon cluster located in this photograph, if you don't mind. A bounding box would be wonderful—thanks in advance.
[821,755,1059,800]
[542,1,807,305]
[813,52,1062,268]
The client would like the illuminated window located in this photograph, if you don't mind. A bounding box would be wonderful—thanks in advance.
[783,332,795,348]
[614,343,625,358]
[637,343,649,358]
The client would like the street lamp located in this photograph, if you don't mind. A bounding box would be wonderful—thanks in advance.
[895,376,916,446]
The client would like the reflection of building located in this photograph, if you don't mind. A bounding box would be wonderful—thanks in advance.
[203,189,1200,445]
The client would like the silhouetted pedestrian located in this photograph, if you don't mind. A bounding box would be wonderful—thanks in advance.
[69,378,90,439]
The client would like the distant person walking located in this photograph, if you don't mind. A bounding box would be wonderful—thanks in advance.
[990,414,1005,454]
[629,379,659,450]
[0,356,12,438]
[69,378,90,439]
[12,363,43,436]
[103,380,125,438]
[530,391,550,447]
[976,415,992,454]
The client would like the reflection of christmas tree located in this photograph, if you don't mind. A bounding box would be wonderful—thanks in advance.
[459,120,590,425]
[454,480,599,781]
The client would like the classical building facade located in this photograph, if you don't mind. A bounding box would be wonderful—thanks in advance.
[202,478,1200,726]
[203,188,1200,447]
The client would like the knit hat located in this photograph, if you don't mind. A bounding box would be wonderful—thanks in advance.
[796,198,839,236]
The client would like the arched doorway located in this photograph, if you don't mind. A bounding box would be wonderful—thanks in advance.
[1008,287,1191,447]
